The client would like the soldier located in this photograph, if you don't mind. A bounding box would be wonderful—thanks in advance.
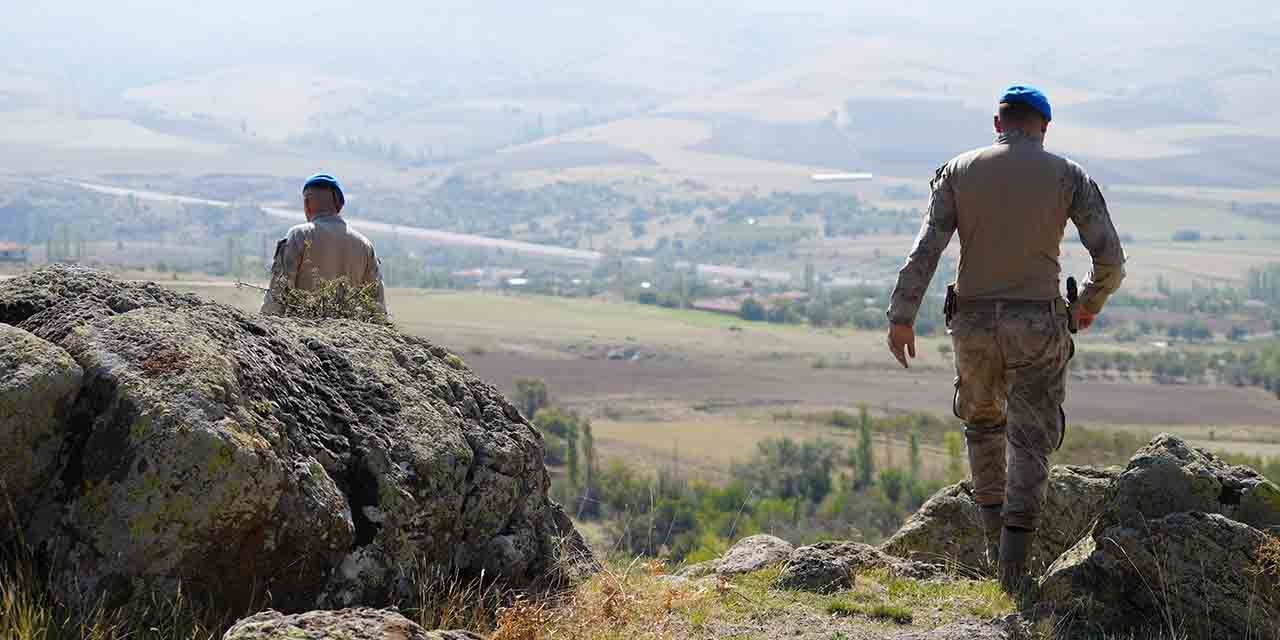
[884,85,1126,592]
[261,174,388,318]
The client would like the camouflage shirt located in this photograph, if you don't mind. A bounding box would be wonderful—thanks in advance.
[261,213,388,317]
[887,130,1126,326]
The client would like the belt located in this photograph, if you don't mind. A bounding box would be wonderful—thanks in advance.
[954,298,1063,314]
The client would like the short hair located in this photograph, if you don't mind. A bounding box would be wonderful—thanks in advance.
[998,101,1045,126]
[303,185,341,210]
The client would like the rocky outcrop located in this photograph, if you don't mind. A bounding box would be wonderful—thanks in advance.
[776,541,941,593]
[1093,433,1280,532]
[881,465,1117,575]
[0,266,591,612]
[222,608,483,640]
[1040,435,1280,639]
[713,534,794,576]
[0,323,83,535]
[1041,512,1279,639]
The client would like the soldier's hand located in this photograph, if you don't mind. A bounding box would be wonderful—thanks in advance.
[1073,307,1097,331]
[887,323,916,369]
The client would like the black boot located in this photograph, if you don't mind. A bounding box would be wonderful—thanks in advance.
[998,526,1035,597]
[979,504,1003,572]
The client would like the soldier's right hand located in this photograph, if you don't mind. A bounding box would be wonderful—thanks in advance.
[887,323,917,369]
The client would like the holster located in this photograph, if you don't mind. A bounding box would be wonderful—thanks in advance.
[944,284,958,327]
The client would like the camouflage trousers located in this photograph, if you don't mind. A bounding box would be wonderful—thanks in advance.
[949,300,1073,531]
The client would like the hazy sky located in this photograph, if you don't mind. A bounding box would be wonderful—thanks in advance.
[2,1,1277,102]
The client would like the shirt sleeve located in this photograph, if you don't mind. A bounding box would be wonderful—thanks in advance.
[260,233,306,315]
[1067,166,1127,314]
[886,163,958,326]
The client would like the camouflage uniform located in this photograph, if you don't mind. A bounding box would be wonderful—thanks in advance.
[261,213,388,317]
[887,129,1126,532]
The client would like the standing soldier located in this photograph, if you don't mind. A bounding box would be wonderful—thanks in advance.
[884,85,1126,593]
[261,174,388,318]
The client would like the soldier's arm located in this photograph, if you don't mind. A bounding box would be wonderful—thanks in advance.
[1067,167,1126,314]
[886,164,958,326]
[260,232,306,315]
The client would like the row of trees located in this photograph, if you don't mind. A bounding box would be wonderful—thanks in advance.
[1071,344,1280,396]
[516,380,956,561]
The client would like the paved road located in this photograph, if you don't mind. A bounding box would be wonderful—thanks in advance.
[75,181,792,283]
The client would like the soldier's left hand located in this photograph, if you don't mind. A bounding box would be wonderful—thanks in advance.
[887,323,916,369]
[1073,306,1097,331]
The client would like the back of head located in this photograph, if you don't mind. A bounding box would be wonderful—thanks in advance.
[995,84,1052,135]
[303,173,345,216]
[998,101,1046,128]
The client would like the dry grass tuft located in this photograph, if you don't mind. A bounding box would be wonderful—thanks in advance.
[400,565,511,633]
[0,550,229,640]
[1258,532,1280,580]
[272,272,388,324]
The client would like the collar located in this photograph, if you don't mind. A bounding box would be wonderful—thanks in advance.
[996,129,1045,147]
[310,211,343,222]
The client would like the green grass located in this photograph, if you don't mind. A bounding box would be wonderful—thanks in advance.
[827,599,914,624]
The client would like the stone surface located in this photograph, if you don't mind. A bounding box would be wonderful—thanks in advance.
[2,266,591,612]
[1038,435,1280,639]
[776,541,941,593]
[222,608,483,640]
[1096,433,1280,532]
[881,465,1118,575]
[0,323,83,534]
[1040,512,1279,639]
[714,534,794,575]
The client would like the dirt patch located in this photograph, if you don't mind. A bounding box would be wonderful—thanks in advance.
[465,349,1280,429]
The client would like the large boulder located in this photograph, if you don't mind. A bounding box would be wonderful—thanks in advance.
[882,465,1118,575]
[713,534,794,576]
[1040,512,1279,639]
[776,541,940,593]
[0,323,83,534]
[1040,435,1280,638]
[1094,433,1280,532]
[1,266,591,612]
[222,608,482,640]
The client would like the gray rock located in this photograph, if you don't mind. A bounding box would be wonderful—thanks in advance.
[2,266,592,612]
[1040,511,1279,639]
[714,534,794,575]
[676,561,716,579]
[776,541,941,593]
[0,323,82,535]
[1096,433,1280,532]
[882,465,1118,575]
[1035,434,1280,639]
[222,608,483,640]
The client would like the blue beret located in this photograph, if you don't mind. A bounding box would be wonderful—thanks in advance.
[999,85,1051,122]
[303,173,344,207]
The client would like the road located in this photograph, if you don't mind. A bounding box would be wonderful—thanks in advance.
[74,181,793,283]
